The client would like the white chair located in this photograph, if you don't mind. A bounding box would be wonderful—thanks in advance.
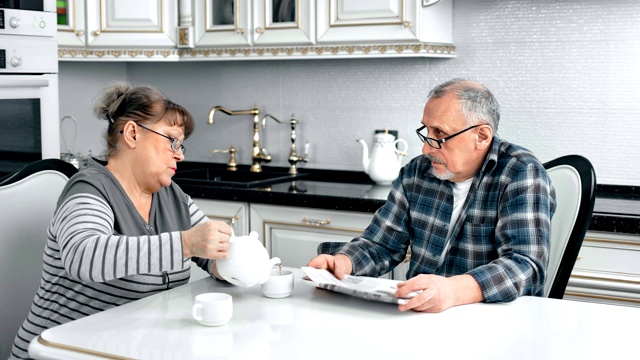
[0,159,78,359]
[543,155,596,299]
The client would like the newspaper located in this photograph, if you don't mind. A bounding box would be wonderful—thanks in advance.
[301,267,421,305]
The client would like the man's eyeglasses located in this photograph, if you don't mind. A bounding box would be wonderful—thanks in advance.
[134,123,186,154]
[415,124,481,149]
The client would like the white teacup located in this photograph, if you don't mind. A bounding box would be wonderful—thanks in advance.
[261,269,294,299]
[192,293,233,326]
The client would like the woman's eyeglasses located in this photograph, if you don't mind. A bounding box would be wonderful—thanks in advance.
[120,123,186,154]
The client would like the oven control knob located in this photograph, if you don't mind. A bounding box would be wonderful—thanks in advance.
[10,17,21,28]
[11,56,22,67]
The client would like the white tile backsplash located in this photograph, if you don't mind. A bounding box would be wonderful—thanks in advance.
[58,0,640,186]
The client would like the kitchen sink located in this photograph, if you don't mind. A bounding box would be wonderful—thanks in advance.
[173,168,308,188]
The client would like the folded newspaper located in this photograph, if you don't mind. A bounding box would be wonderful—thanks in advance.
[301,267,421,305]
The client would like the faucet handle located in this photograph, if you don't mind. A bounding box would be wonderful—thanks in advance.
[211,145,238,171]
[261,113,283,128]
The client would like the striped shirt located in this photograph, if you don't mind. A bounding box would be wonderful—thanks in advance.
[338,136,556,303]
[10,159,211,359]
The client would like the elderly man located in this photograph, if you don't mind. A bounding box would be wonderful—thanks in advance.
[308,78,556,313]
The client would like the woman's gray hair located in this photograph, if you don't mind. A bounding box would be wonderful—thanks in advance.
[428,78,500,132]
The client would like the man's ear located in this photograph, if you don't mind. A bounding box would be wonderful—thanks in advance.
[476,125,493,149]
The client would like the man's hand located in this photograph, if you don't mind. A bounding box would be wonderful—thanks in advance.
[396,274,483,313]
[306,254,353,280]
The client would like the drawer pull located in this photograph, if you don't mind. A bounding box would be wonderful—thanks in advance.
[302,217,331,226]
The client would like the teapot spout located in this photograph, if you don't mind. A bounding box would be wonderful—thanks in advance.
[260,257,282,285]
[357,139,370,174]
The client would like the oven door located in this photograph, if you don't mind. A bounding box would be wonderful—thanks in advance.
[0,73,59,176]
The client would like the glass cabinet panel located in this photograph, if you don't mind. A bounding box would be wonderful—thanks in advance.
[271,0,296,24]
[210,0,235,27]
[56,0,69,25]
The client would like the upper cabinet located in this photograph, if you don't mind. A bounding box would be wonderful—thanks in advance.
[190,0,314,47]
[316,0,451,44]
[57,0,179,60]
[57,0,453,61]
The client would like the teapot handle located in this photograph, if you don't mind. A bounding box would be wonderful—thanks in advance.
[394,138,408,157]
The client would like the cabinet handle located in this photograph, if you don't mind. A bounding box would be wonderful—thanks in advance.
[302,217,331,226]
[75,30,84,36]
[229,215,240,230]
[92,30,101,36]
[402,21,412,28]
[255,27,264,34]
[235,27,245,34]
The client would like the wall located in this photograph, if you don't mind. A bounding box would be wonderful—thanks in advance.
[58,0,640,186]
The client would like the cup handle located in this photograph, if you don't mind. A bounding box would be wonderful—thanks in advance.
[192,303,202,321]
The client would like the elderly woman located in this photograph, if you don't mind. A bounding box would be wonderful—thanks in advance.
[10,83,232,359]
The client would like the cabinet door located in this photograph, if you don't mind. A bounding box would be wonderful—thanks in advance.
[57,0,87,46]
[84,0,177,47]
[193,199,249,235]
[253,0,315,45]
[564,231,640,306]
[316,0,420,43]
[250,204,395,279]
[194,0,252,47]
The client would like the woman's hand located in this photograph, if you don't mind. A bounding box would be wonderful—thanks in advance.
[181,221,233,260]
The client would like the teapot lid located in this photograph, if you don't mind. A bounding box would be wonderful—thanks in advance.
[374,128,397,140]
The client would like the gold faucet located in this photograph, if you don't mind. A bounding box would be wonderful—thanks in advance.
[208,105,272,173]
[211,145,238,171]
[285,114,309,175]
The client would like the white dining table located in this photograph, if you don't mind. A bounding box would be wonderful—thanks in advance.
[29,268,639,360]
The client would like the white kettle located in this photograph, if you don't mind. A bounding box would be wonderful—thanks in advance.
[357,130,408,185]
[216,231,281,287]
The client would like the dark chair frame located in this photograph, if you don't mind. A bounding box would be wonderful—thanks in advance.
[543,154,597,299]
[0,158,78,186]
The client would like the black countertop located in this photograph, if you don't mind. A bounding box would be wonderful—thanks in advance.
[175,162,640,236]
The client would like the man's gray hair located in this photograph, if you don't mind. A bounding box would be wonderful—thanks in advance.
[428,78,500,131]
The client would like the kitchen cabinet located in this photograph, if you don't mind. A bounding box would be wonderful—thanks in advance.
[57,0,453,61]
[57,0,178,58]
[189,0,314,48]
[564,231,640,306]
[316,0,452,44]
[181,0,452,59]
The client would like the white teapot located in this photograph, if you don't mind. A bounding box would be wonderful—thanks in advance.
[216,231,281,287]
[357,130,408,185]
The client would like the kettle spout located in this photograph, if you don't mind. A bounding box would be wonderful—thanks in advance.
[357,139,370,174]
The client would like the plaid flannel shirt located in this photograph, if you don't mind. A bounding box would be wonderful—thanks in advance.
[338,136,556,303]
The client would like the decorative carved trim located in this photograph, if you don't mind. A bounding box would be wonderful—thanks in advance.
[58,43,455,61]
[58,48,180,60]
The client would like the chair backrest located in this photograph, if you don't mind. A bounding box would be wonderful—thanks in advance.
[543,155,596,299]
[0,159,77,359]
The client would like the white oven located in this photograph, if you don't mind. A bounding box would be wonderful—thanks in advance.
[0,0,59,176]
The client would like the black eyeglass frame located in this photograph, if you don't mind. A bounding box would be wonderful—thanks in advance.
[120,123,186,154]
[415,124,482,149]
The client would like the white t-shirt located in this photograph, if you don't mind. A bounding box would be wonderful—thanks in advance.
[446,177,473,240]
